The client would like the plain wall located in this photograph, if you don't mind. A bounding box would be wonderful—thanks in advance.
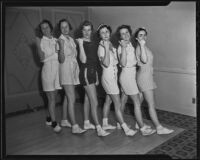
[89,2,196,116]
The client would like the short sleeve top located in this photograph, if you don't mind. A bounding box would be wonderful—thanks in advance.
[59,34,77,58]
[98,43,118,68]
[117,42,137,67]
[40,36,58,61]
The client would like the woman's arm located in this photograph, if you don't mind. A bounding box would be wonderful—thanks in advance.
[77,38,86,63]
[57,38,65,63]
[98,41,110,68]
[35,37,45,62]
[136,38,148,64]
[118,40,127,67]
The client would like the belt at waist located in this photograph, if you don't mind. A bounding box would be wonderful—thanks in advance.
[121,65,136,69]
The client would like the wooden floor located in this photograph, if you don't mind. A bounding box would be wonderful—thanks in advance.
[6,103,184,155]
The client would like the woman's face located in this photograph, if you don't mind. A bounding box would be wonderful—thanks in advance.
[137,30,147,41]
[41,23,51,37]
[99,27,110,41]
[120,28,130,41]
[60,21,70,35]
[82,25,92,39]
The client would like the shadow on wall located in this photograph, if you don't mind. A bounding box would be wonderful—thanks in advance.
[25,25,48,108]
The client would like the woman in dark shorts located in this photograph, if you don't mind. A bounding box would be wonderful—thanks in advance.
[76,20,110,136]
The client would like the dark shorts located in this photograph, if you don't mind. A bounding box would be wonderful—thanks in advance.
[79,64,97,86]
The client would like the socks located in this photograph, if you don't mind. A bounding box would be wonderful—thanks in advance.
[72,124,78,129]
[51,121,57,128]
[103,118,108,126]
[156,125,163,130]
[46,116,51,122]
[84,120,90,125]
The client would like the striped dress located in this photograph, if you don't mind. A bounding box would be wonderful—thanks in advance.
[136,46,157,92]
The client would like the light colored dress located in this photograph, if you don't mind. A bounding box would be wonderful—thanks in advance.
[118,43,139,95]
[59,34,80,85]
[98,43,119,94]
[40,36,61,91]
[136,46,157,92]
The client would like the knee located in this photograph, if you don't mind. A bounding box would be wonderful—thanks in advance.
[48,96,56,104]
[68,95,76,104]
[134,101,141,109]
[114,100,121,109]
[105,99,112,106]
[108,98,112,105]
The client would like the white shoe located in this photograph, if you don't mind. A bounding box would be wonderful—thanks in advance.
[117,123,131,129]
[84,123,95,130]
[61,120,72,127]
[157,126,174,135]
[140,125,156,136]
[135,122,151,130]
[124,128,138,136]
[72,125,86,134]
[97,128,110,137]
[102,124,116,130]
[53,124,62,133]
[46,121,52,126]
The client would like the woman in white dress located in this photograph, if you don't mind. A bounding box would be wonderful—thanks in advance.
[97,24,137,136]
[117,25,156,136]
[36,20,62,133]
[134,27,174,134]
[57,19,86,134]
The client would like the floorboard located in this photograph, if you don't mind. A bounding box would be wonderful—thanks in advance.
[6,103,184,155]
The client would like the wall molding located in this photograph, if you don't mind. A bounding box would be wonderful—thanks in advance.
[5,91,43,99]
[154,67,196,75]
[51,9,84,25]
[6,7,42,22]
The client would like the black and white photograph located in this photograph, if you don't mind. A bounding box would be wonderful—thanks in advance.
[2,1,197,159]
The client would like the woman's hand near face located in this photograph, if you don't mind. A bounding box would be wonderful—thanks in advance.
[119,40,127,48]
[77,38,87,63]
[136,38,146,46]
[101,40,110,50]
[76,38,84,46]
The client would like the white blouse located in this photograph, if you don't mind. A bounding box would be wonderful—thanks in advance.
[40,36,58,63]
[117,42,137,68]
[98,44,118,68]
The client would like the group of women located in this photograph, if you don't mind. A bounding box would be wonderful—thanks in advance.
[36,19,174,137]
